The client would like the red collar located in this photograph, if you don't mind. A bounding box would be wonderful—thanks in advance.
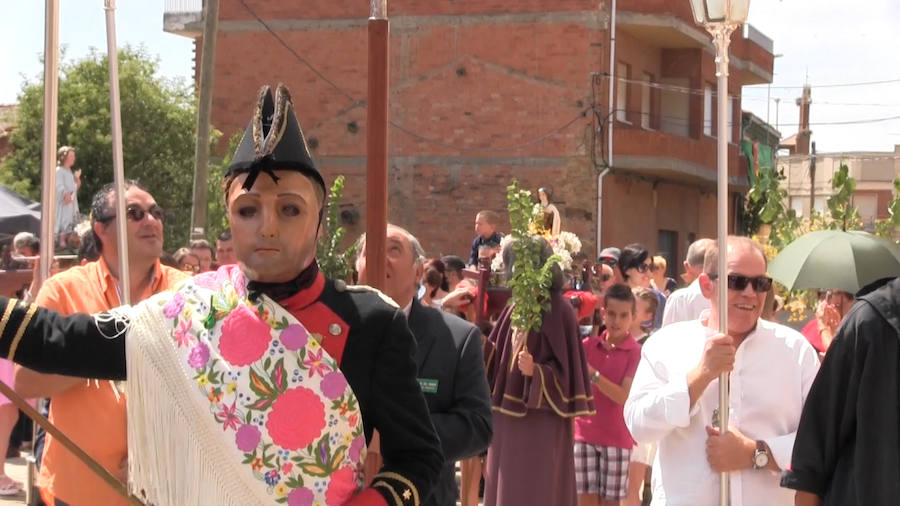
[279,271,326,310]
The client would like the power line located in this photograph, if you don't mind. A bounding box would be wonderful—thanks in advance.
[764,78,900,89]
[238,0,593,153]
[236,0,361,106]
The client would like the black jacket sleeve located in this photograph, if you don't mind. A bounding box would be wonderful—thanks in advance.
[428,324,492,462]
[368,310,444,506]
[0,297,127,380]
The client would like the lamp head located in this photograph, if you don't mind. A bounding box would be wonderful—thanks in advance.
[689,0,750,25]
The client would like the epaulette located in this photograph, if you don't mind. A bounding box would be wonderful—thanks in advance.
[0,298,39,361]
[340,284,400,308]
[371,471,420,506]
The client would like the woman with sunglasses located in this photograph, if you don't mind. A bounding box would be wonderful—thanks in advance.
[0,84,441,506]
[617,244,667,331]
[172,247,200,274]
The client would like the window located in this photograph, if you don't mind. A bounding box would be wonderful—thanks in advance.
[703,85,713,136]
[616,62,630,123]
[658,230,678,279]
[641,72,653,129]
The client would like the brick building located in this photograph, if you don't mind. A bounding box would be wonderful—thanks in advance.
[164,0,774,275]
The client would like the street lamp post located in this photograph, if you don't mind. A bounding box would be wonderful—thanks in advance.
[687,1,750,505]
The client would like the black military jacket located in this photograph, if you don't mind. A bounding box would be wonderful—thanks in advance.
[0,273,442,506]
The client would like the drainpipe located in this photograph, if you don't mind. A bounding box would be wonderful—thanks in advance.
[596,167,611,255]
[598,0,616,255]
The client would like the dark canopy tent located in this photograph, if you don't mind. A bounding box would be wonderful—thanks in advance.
[0,184,41,245]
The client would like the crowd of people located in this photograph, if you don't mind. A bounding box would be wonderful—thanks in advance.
[0,82,896,506]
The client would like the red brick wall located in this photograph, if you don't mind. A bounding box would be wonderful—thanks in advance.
[206,0,763,259]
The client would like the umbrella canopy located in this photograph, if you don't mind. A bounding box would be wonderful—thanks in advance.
[0,184,41,244]
[769,229,900,294]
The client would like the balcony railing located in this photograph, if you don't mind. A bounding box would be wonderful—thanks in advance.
[164,0,202,15]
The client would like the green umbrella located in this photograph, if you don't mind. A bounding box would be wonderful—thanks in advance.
[769,230,900,293]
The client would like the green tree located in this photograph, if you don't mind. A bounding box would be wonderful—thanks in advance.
[875,178,900,240]
[204,132,243,245]
[744,165,788,235]
[0,46,220,249]
[826,162,861,231]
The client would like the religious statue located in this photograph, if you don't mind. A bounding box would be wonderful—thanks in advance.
[538,187,561,237]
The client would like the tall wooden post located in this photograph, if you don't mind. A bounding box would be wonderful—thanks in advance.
[365,0,389,290]
[190,0,220,240]
[38,0,59,287]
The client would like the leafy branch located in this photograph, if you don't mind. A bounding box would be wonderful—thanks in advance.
[316,176,356,281]
[506,179,562,334]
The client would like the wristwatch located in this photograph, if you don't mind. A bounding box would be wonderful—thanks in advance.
[752,440,770,470]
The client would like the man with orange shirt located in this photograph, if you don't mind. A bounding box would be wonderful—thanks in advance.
[13,181,187,506]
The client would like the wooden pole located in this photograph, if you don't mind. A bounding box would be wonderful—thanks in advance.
[38,0,59,287]
[365,1,389,291]
[189,0,220,241]
[0,380,143,504]
[362,0,390,486]
[104,0,131,304]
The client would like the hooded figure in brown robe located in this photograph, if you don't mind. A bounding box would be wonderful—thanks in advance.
[483,238,595,506]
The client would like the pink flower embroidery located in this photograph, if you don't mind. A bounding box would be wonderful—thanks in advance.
[174,318,194,347]
[266,387,325,450]
[320,372,348,400]
[219,304,271,366]
[235,424,261,452]
[280,324,309,351]
[281,462,293,474]
[325,466,359,506]
[192,271,222,290]
[287,487,314,506]
[349,435,365,463]
[187,342,210,368]
[302,348,329,378]
[163,292,185,318]
[217,401,240,431]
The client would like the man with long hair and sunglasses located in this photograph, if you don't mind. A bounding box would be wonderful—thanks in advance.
[13,181,187,506]
[624,236,819,506]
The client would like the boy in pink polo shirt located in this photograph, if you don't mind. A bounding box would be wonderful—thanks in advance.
[575,284,642,505]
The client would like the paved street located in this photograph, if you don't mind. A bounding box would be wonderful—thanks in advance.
[0,455,28,505]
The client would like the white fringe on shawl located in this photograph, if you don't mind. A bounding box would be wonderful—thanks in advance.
[125,300,271,506]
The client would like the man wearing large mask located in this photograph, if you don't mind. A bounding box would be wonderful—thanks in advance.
[0,84,441,506]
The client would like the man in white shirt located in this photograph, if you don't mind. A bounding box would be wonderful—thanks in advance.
[661,238,714,326]
[624,236,819,506]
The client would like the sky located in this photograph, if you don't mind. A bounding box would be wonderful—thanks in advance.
[1,0,899,154]
[742,0,900,153]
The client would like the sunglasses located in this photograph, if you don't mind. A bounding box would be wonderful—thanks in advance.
[181,264,200,273]
[708,273,773,293]
[600,274,612,282]
[632,263,653,273]
[100,204,165,224]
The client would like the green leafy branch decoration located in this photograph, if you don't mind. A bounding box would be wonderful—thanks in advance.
[316,176,357,281]
[506,179,563,334]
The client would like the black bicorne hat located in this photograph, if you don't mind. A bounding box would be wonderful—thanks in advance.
[226,83,326,195]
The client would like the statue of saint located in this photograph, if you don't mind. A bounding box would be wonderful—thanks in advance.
[538,187,561,236]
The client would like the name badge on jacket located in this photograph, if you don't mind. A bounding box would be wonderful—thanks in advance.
[418,378,439,394]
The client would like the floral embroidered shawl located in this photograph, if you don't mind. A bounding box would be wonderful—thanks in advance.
[125,265,365,506]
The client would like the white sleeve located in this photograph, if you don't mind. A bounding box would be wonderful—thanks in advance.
[624,343,693,444]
